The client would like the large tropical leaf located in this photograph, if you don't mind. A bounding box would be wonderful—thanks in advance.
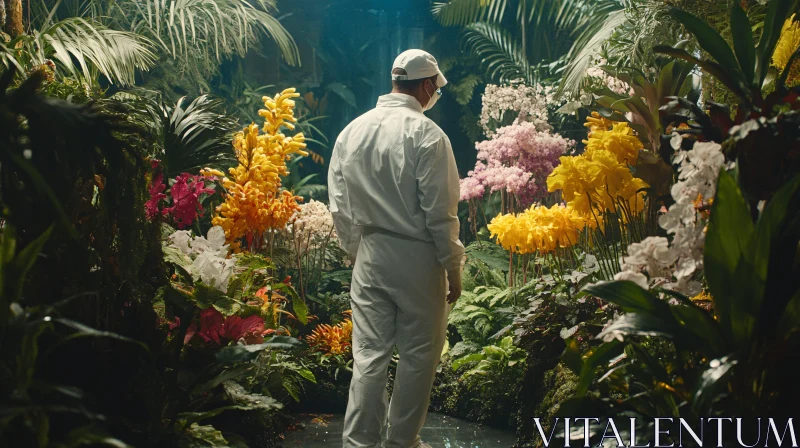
[115,0,299,66]
[1,17,156,86]
[462,22,536,83]
[432,0,509,26]
[558,7,627,96]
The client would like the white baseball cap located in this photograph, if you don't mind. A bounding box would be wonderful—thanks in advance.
[391,49,448,88]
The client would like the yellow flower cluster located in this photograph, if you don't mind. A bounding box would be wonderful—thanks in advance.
[583,120,641,166]
[487,203,585,254]
[547,114,648,220]
[204,88,309,250]
[306,311,353,355]
[773,14,800,71]
[772,14,800,85]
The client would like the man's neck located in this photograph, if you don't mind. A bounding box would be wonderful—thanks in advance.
[391,89,425,108]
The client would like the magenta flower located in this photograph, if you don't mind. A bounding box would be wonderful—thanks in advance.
[162,173,216,229]
[145,160,167,220]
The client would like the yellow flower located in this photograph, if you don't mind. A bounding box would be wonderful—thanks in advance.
[521,204,585,253]
[583,121,643,166]
[211,88,308,250]
[772,14,800,71]
[547,155,593,203]
[547,116,649,222]
[489,204,586,254]
[487,213,526,253]
[584,111,614,136]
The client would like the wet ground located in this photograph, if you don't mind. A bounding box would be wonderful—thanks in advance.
[279,412,516,447]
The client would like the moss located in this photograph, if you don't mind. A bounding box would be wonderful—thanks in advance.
[534,364,579,429]
[429,359,519,429]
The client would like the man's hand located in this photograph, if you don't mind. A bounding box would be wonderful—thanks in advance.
[446,269,462,304]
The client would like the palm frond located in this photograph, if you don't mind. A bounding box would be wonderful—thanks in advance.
[119,0,299,67]
[433,0,509,26]
[1,17,156,86]
[527,0,596,30]
[113,90,239,177]
[462,22,536,84]
[161,94,239,178]
[558,7,628,97]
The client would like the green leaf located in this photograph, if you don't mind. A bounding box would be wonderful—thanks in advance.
[192,365,253,395]
[575,340,624,396]
[63,425,132,448]
[16,321,52,392]
[752,175,800,293]
[4,226,53,305]
[274,282,308,324]
[693,355,737,414]
[596,313,680,342]
[730,2,756,86]
[223,381,282,411]
[295,368,317,384]
[654,45,749,101]
[704,170,754,343]
[452,353,484,371]
[292,296,309,325]
[561,338,584,374]
[669,305,728,357]
[215,336,302,364]
[779,289,800,335]
[54,318,149,352]
[180,423,228,447]
[670,8,746,89]
[327,82,357,109]
[163,245,193,282]
[582,280,669,315]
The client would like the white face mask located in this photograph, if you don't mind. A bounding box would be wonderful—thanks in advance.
[423,80,442,112]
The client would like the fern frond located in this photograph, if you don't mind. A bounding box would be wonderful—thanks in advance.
[432,0,509,26]
[462,22,536,84]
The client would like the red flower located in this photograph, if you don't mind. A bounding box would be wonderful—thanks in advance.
[222,315,267,344]
[195,308,225,345]
[184,308,267,345]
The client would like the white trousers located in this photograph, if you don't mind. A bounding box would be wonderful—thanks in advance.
[342,228,448,448]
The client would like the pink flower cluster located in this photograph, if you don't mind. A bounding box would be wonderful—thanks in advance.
[145,160,167,220]
[460,122,574,206]
[145,160,216,229]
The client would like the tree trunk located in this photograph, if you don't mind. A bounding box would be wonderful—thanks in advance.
[3,0,23,38]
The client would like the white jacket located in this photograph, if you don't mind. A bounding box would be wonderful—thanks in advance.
[327,93,465,273]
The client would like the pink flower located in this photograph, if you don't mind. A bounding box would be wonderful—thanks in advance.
[162,173,215,229]
[145,161,167,220]
[460,177,485,201]
[460,122,573,206]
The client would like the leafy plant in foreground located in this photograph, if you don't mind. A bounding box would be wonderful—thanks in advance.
[559,170,800,444]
